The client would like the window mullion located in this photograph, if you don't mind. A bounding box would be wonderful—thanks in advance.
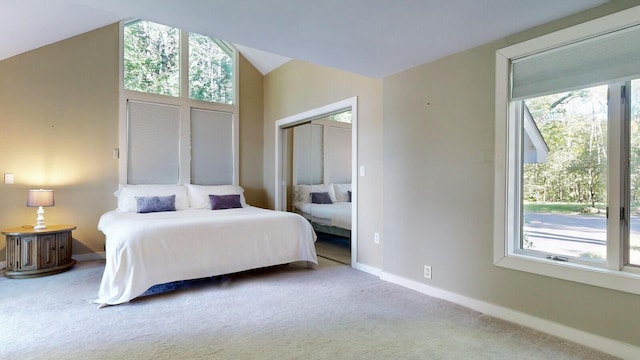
[505,101,524,256]
[607,83,625,270]
[621,81,632,267]
[180,30,189,99]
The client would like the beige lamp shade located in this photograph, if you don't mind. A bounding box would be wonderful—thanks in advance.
[27,189,54,230]
[27,189,55,207]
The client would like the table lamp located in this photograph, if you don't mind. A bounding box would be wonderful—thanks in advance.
[27,189,55,230]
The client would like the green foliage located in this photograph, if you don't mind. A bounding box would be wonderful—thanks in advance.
[328,111,353,123]
[629,81,640,208]
[123,20,234,104]
[523,86,608,206]
[189,34,233,104]
[124,21,180,96]
[525,81,640,208]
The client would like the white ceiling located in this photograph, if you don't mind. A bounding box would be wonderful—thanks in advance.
[1,0,608,78]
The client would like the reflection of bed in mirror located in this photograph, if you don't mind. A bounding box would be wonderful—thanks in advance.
[293,183,351,238]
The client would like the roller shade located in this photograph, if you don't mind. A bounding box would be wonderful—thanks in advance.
[293,123,323,185]
[512,24,640,100]
[127,100,180,184]
[191,109,234,185]
[324,125,351,184]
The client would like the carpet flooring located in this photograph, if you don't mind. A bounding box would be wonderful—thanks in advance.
[0,259,618,360]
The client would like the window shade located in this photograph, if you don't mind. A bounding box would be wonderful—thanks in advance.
[127,100,180,184]
[293,124,323,185]
[511,24,640,100]
[324,126,351,184]
[191,109,234,185]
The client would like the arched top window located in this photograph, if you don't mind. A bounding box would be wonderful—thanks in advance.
[123,20,234,105]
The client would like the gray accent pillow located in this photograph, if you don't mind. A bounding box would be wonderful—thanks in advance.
[209,194,242,210]
[311,192,333,204]
[135,195,176,213]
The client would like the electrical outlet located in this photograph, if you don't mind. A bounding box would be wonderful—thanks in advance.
[4,173,14,184]
[374,232,380,244]
[424,265,432,279]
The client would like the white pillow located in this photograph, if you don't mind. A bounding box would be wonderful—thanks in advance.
[293,184,336,204]
[114,184,189,212]
[185,184,248,209]
[332,183,352,202]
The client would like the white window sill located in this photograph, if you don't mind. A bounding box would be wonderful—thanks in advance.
[495,253,640,295]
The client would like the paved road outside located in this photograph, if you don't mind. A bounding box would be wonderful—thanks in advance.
[523,212,640,263]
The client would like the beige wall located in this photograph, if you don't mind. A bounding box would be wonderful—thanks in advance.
[0,25,266,261]
[0,24,120,259]
[383,1,640,347]
[263,60,383,268]
[239,54,265,208]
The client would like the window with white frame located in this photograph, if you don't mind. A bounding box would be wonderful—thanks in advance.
[494,6,640,294]
[120,20,238,185]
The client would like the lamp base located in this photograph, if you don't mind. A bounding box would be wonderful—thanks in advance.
[34,206,47,230]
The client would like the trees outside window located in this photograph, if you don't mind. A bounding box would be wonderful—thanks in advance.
[124,21,179,97]
[124,20,234,104]
[522,85,609,262]
[189,34,233,104]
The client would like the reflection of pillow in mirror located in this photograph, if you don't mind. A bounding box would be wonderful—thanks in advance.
[332,183,352,202]
[135,195,176,213]
[294,184,336,204]
[311,192,333,204]
[209,194,242,210]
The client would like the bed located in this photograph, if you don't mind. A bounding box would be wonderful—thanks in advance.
[293,183,352,238]
[92,184,317,307]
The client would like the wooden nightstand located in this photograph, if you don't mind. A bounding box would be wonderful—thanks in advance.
[2,225,76,279]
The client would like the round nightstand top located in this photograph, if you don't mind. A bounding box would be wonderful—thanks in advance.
[1,224,76,236]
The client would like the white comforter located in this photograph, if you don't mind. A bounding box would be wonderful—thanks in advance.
[93,207,317,306]
[295,202,352,230]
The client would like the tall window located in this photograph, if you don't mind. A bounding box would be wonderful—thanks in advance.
[120,20,238,186]
[494,7,640,294]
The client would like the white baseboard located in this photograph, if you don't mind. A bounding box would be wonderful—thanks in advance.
[380,271,640,360]
[353,261,382,277]
[72,252,106,262]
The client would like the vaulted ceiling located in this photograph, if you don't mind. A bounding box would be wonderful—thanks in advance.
[1,0,608,77]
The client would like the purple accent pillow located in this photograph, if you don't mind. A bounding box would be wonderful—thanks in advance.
[135,195,176,213]
[209,194,242,210]
[311,192,333,204]
[348,190,352,202]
